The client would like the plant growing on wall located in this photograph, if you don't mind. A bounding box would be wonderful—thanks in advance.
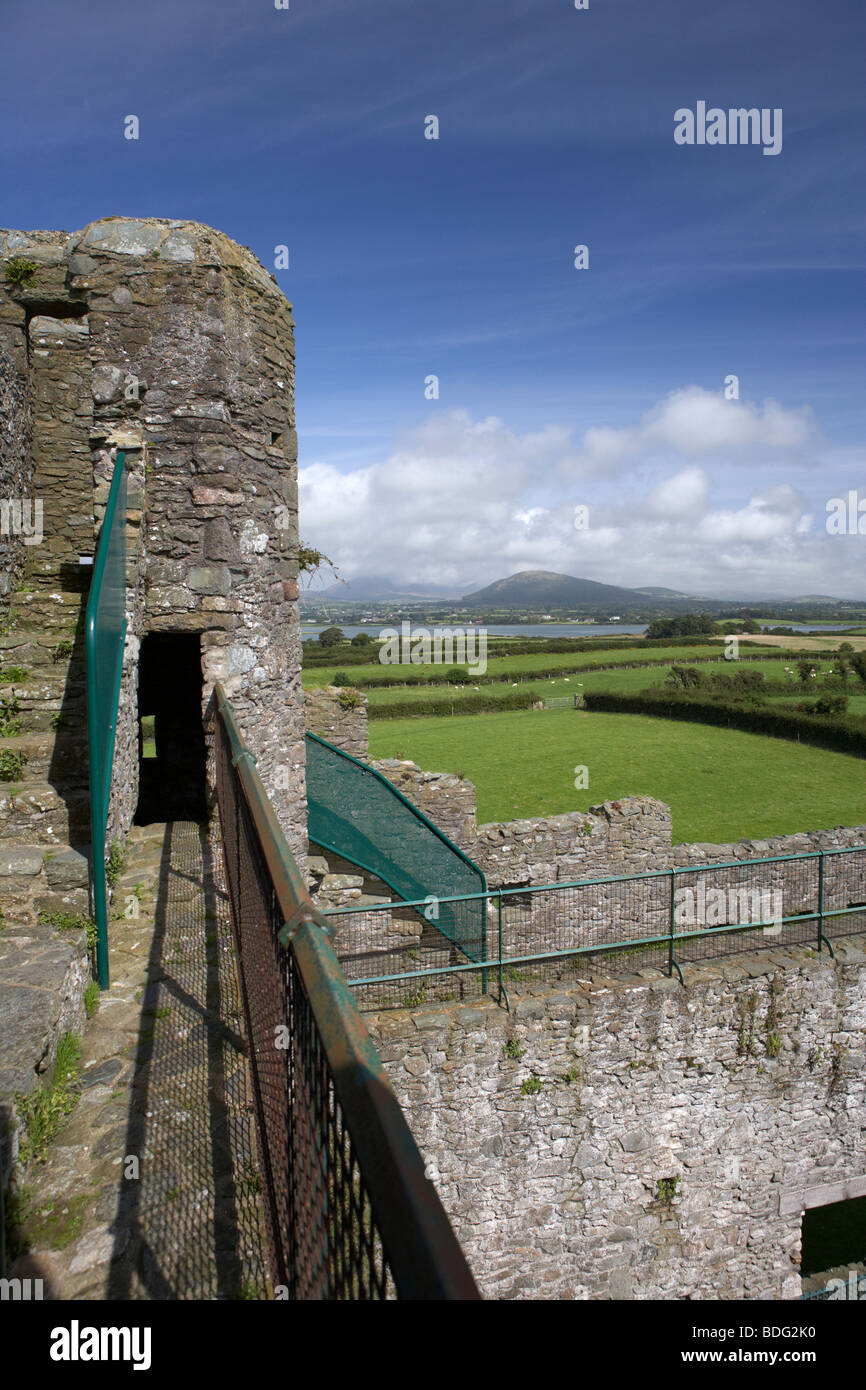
[0,693,24,737]
[105,840,127,888]
[4,257,38,288]
[15,1032,82,1165]
[656,1176,681,1204]
[0,748,28,781]
[0,663,28,684]
[297,544,339,586]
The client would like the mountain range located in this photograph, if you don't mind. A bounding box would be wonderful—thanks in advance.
[302,569,854,608]
[460,570,645,608]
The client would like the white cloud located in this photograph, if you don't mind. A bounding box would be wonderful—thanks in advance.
[573,386,817,475]
[299,398,864,599]
[645,467,710,519]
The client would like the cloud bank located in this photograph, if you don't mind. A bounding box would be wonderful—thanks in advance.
[298,388,864,599]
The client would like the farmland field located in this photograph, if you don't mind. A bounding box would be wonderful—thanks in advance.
[302,644,806,690]
[367,707,866,843]
[363,658,810,711]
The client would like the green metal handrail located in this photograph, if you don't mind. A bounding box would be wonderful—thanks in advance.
[85,451,128,988]
[212,684,479,1300]
[323,842,866,997]
[306,731,488,978]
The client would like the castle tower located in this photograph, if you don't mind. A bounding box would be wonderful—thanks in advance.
[0,218,306,862]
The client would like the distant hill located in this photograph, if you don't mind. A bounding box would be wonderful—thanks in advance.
[302,574,460,603]
[634,586,699,599]
[461,570,645,609]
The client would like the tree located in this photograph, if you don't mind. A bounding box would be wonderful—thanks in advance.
[797,658,816,687]
[665,665,706,690]
[646,614,721,639]
[812,693,849,717]
[350,632,372,647]
[851,652,866,687]
[318,626,345,649]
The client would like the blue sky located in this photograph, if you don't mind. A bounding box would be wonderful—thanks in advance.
[2,0,864,597]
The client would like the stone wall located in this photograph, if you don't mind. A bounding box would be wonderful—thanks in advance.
[322,740,866,996]
[476,796,674,886]
[0,218,308,862]
[305,685,368,758]
[104,449,145,853]
[371,759,479,854]
[672,823,866,866]
[367,934,866,1300]
[0,332,31,608]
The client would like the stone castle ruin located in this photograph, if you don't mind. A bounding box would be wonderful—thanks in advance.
[1,218,864,1303]
[0,216,306,867]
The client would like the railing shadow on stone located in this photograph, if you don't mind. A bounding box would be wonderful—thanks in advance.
[107,821,267,1299]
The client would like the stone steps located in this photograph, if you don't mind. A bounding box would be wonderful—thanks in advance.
[0,842,91,926]
[0,919,89,1096]
[0,780,91,845]
[0,731,88,780]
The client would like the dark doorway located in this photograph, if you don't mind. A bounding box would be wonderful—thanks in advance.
[135,633,207,823]
[801,1194,866,1275]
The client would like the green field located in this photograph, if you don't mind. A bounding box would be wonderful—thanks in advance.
[363,658,808,710]
[302,645,821,690]
[368,707,866,843]
[301,643,748,688]
[767,692,866,716]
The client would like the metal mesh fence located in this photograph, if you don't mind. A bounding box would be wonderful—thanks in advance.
[217,718,402,1296]
[213,697,478,1300]
[306,732,486,963]
[215,716,295,1291]
[324,847,866,1007]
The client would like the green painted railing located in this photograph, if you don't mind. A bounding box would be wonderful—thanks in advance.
[323,844,866,1005]
[85,451,128,988]
[305,731,488,980]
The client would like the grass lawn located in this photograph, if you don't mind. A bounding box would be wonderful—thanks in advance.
[743,633,866,652]
[364,658,808,710]
[368,707,866,843]
[301,643,768,688]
